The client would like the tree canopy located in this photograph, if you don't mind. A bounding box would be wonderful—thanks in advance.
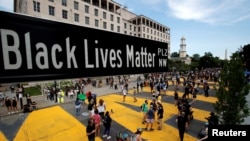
[240,44,250,71]
[214,52,250,124]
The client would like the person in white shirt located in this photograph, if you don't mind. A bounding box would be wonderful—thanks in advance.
[97,99,106,123]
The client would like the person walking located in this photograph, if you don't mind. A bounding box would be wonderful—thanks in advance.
[140,82,144,93]
[176,111,187,141]
[137,82,140,93]
[78,89,87,108]
[92,109,101,137]
[102,111,112,140]
[133,87,137,102]
[97,99,106,121]
[203,82,210,97]
[174,91,179,106]
[145,105,155,131]
[114,81,118,90]
[157,102,164,130]
[141,100,148,124]
[67,88,74,99]
[122,87,127,102]
[88,99,95,118]
[86,119,96,141]
[75,98,82,117]
[190,85,198,105]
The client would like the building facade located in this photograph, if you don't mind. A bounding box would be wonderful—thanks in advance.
[14,0,171,57]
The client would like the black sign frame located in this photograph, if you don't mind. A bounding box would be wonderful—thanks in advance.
[0,11,168,83]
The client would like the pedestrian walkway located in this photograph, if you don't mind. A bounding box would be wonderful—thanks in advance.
[0,76,249,141]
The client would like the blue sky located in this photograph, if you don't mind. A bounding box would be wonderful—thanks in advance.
[1,0,250,59]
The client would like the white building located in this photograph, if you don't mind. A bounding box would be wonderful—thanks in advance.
[171,37,191,64]
[14,0,171,57]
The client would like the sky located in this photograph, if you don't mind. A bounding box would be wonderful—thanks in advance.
[1,0,250,59]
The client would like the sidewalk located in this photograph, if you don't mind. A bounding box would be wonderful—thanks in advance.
[0,75,140,117]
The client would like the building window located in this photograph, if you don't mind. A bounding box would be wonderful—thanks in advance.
[33,1,40,12]
[62,10,67,19]
[124,23,127,29]
[143,27,145,32]
[62,0,67,6]
[117,17,120,23]
[124,31,127,34]
[117,26,120,32]
[85,16,89,25]
[103,12,106,19]
[111,24,114,31]
[83,0,90,3]
[138,34,140,37]
[85,5,89,13]
[74,13,79,22]
[110,14,113,21]
[49,0,54,2]
[94,9,98,16]
[138,27,140,32]
[74,1,79,10]
[129,25,132,30]
[103,22,107,29]
[134,27,136,32]
[95,19,99,27]
[48,6,55,16]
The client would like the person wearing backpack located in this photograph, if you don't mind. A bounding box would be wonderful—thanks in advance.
[102,111,112,140]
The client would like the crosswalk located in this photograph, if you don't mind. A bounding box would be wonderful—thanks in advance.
[1,81,217,141]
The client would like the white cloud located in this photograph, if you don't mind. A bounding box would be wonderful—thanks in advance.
[0,0,13,12]
[165,0,250,25]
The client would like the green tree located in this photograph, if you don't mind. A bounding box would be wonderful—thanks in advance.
[240,44,250,71]
[199,52,214,69]
[192,54,200,62]
[171,52,179,57]
[214,52,250,124]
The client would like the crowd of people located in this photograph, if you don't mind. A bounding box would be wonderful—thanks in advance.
[3,84,39,114]
[1,69,221,141]
[137,68,221,141]
[73,70,219,141]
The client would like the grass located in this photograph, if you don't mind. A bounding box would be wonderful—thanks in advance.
[24,85,42,96]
